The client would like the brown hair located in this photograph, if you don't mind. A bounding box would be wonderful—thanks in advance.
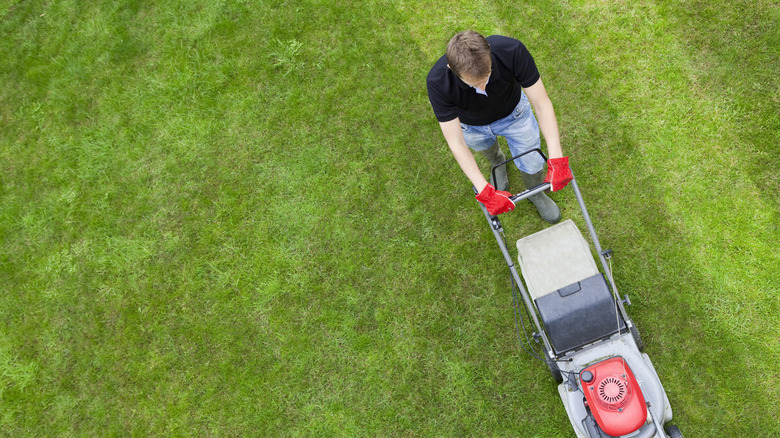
[446,31,491,80]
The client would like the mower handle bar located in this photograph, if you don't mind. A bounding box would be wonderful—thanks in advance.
[490,148,551,201]
[510,183,551,203]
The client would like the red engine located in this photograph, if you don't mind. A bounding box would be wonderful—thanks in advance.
[580,357,647,436]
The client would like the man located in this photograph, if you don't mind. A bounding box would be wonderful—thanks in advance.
[426,31,572,221]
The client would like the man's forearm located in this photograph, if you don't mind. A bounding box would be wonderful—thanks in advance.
[536,104,563,159]
[449,139,489,192]
[524,79,563,159]
[439,119,489,192]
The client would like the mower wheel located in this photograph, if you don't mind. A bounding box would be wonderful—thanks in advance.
[546,358,563,383]
[630,324,645,351]
[664,424,683,438]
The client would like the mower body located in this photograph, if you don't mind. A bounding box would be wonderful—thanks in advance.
[477,153,681,437]
[516,219,673,437]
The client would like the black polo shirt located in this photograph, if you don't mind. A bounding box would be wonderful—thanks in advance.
[426,35,541,125]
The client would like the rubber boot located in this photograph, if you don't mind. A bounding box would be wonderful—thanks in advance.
[520,169,561,224]
[480,141,509,191]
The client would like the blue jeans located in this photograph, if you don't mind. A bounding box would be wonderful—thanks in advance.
[460,92,545,174]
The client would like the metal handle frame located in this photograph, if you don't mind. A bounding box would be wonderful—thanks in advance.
[477,149,635,361]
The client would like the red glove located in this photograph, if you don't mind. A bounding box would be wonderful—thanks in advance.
[543,156,573,191]
[476,184,515,215]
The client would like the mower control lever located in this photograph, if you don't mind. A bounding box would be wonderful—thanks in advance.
[509,182,552,203]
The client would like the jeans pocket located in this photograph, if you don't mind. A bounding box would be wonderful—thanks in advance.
[512,103,528,119]
[512,94,530,119]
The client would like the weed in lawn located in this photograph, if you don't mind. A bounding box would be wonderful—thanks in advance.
[0,334,37,398]
[269,38,305,77]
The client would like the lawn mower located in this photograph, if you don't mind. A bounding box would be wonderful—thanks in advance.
[476,150,683,437]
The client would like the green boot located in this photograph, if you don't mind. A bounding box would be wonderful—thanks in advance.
[520,169,561,224]
[480,141,509,191]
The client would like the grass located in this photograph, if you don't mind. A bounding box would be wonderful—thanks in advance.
[1,0,778,436]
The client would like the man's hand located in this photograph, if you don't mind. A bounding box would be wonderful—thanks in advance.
[543,156,573,191]
[476,184,515,215]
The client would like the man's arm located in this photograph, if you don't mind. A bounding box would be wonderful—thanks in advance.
[524,78,563,159]
[439,118,515,215]
[438,118,489,193]
[524,78,573,191]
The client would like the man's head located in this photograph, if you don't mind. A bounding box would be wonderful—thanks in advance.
[446,31,492,87]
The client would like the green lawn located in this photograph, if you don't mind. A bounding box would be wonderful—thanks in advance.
[1,0,778,436]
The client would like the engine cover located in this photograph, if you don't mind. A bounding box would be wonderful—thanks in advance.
[580,357,647,436]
